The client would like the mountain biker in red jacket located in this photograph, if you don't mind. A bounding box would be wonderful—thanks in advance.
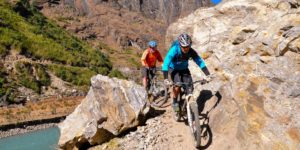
[162,33,211,112]
[141,40,163,92]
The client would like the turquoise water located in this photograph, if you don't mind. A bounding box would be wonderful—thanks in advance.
[0,127,60,150]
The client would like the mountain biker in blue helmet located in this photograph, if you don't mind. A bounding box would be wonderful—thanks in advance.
[162,33,211,112]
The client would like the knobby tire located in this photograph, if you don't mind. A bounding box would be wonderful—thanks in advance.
[189,101,201,148]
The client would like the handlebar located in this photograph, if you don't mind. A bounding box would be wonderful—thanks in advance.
[147,67,162,72]
[170,79,209,87]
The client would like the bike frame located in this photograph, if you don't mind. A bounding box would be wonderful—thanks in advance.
[172,80,207,116]
[171,80,208,148]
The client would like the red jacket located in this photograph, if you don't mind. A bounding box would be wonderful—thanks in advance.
[141,48,163,68]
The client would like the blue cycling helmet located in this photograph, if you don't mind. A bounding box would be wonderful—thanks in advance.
[148,40,157,48]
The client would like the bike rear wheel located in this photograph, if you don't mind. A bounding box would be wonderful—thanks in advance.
[187,100,201,148]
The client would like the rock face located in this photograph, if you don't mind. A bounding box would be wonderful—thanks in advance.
[40,0,212,52]
[166,0,300,149]
[40,0,213,52]
[41,1,167,52]
[58,75,148,149]
[63,0,213,24]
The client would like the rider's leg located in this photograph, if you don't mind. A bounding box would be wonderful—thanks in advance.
[143,77,148,89]
[182,69,193,100]
[142,67,149,91]
[148,68,155,92]
[173,86,180,99]
[171,70,181,112]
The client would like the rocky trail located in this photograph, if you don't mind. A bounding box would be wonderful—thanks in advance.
[91,106,201,150]
[90,87,221,150]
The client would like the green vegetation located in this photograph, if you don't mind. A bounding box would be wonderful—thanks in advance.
[129,57,141,68]
[35,63,51,86]
[0,45,8,57]
[108,69,126,79]
[0,0,112,69]
[0,67,15,103]
[98,41,116,52]
[0,0,126,105]
[15,62,50,93]
[48,64,97,86]
[0,69,6,97]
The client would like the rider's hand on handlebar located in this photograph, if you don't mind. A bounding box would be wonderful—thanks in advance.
[164,79,171,86]
[205,75,212,82]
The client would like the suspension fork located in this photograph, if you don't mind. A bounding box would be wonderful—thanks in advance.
[186,94,194,125]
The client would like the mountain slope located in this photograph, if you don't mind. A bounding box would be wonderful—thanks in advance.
[0,0,123,106]
[37,0,215,83]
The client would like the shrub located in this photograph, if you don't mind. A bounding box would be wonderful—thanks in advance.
[15,62,40,93]
[48,64,97,86]
[0,77,5,97]
[0,67,16,103]
[108,69,126,79]
[0,45,7,57]
[34,64,51,86]
[15,62,50,93]
[129,57,141,68]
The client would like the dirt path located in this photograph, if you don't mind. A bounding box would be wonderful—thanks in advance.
[163,108,198,150]
[91,106,198,150]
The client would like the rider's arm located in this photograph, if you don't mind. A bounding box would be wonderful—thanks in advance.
[141,50,148,67]
[156,50,163,66]
[190,49,210,76]
[162,46,176,79]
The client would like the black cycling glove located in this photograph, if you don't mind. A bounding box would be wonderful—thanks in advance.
[202,66,210,76]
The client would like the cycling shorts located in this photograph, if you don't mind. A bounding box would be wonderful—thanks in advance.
[170,69,193,94]
[142,67,156,79]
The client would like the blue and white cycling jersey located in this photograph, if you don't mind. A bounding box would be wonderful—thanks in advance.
[162,40,207,71]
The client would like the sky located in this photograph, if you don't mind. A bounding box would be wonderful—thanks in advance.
[211,0,222,5]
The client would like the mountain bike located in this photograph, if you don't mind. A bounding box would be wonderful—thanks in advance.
[170,79,209,148]
[146,67,169,108]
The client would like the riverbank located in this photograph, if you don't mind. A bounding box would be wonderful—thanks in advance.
[0,96,83,138]
[0,96,83,126]
[0,126,60,150]
[0,122,58,138]
[0,115,66,138]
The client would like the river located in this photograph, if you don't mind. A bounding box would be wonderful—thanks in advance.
[0,127,60,150]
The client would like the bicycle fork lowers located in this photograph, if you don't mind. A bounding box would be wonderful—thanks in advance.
[173,83,203,148]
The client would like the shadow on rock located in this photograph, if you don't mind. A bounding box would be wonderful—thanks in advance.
[145,106,166,121]
[195,90,222,149]
[118,107,166,137]
[197,90,222,113]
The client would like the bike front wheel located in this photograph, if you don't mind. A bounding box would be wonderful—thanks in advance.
[150,81,169,108]
[187,100,201,148]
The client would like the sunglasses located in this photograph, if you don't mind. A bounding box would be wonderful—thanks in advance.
[181,46,190,50]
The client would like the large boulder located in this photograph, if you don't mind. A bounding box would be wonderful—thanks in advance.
[166,0,300,149]
[58,75,148,149]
